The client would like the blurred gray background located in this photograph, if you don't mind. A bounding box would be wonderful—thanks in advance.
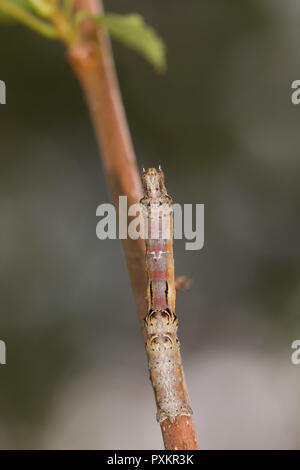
[0,0,300,449]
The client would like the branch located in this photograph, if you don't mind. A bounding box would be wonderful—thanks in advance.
[69,0,199,450]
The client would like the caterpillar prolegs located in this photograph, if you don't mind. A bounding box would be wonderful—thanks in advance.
[141,167,193,423]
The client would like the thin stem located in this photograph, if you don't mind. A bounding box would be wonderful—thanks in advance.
[69,0,199,450]
[70,0,147,335]
[0,0,58,39]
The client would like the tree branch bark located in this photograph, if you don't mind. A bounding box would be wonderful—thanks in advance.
[68,0,199,450]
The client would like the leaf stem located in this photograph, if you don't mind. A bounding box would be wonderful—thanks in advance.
[0,0,58,39]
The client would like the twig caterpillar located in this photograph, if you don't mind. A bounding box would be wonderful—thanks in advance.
[141,167,193,423]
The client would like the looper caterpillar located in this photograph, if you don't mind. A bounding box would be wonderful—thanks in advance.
[141,167,193,423]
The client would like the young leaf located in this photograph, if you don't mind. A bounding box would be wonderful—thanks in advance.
[27,0,55,18]
[94,13,166,71]
[0,0,58,38]
[0,0,29,23]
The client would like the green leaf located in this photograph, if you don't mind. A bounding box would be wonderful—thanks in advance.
[26,0,55,18]
[95,13,166,71]
[0,0,58,38]
[0,0,29,23]
[0,0,54,23]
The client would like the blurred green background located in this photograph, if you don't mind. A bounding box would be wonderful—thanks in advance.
[0,0,300,449]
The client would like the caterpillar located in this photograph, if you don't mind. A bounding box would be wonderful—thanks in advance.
[141,166,193,423]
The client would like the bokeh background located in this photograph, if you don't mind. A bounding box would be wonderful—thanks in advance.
[0,0,300,449]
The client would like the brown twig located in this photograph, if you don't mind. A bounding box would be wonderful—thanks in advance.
[69,0,199,450]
